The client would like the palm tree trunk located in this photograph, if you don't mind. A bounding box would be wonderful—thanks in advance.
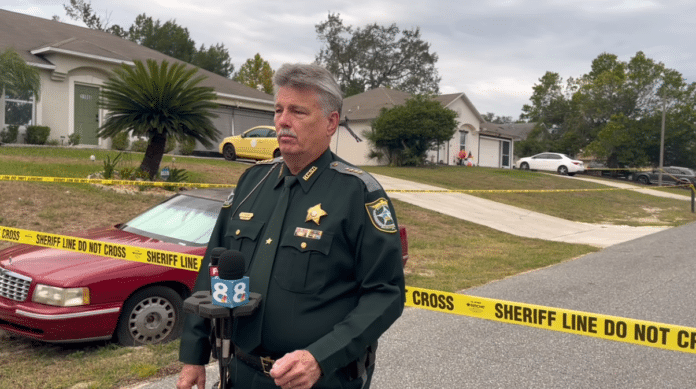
[140,133,167,180]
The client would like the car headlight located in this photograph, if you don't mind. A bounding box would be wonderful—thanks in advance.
[32,285,90,307]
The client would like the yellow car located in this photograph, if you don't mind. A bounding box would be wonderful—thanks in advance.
[218,126,280,161]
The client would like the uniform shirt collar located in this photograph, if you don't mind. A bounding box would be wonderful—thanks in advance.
[275,149,333,192]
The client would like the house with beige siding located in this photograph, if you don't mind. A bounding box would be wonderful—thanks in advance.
[0,9,274,152]
[333,87,517,168]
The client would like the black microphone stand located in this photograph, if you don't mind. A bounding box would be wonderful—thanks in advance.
[183,291,261,389]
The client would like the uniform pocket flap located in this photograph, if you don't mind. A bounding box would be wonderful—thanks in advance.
[281,230,333,255]
[226,219,264,241]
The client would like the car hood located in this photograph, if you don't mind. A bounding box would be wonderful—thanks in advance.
[0,226,204,287]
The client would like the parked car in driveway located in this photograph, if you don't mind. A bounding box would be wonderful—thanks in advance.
[219,125,279,161]
[0,188,409,345]
[633,166,696,186]
[516,152,585,176]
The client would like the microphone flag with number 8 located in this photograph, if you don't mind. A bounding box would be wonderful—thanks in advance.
[211,250,250,308]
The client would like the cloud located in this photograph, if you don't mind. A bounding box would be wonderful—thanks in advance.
[4,0,696,118]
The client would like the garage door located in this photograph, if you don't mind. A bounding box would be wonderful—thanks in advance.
[192,106,273,153]
[479,137,500,168]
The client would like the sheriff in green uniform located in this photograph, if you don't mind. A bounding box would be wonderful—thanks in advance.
[177,63,405,389]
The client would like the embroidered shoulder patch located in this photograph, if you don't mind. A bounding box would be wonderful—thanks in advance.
[365,198,397,233]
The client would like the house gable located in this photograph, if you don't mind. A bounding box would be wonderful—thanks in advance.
[333,88,516,168]
[0,9,275,150]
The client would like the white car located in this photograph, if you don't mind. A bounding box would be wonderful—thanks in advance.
[516,153,585,176]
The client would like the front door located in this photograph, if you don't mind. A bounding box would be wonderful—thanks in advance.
[501,140,511,168]
[74,85,100,145]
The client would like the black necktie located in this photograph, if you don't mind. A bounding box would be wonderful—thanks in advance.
[237,175,296,350]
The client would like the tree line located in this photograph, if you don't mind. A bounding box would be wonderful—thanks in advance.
[53,3,696,169]
[517,52,696,168]
[59,5,440,98]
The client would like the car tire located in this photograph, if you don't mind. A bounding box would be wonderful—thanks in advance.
[520,162,529,170]
[637,175,650,185]
[557,165,569,175]
[222,144,237,161]
[115,286,183,346]
[273,149,281,158]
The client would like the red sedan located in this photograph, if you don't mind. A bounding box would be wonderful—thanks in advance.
[0,188,408,345]
[0,189,227,345]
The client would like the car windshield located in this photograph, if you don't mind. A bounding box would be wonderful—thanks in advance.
[120,194,222,246]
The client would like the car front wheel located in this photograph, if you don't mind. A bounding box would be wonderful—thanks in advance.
[273,148,281,158]
[222,144,237,161]
[637,175,650,185]
[557,165,569,175]
[115,286,183,346]
[520,162,529,170]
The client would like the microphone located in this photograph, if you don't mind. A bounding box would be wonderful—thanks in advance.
[212,250,249,309]
[208,247,226,278]
[213,250,247,366]
[183,249,261,389]
[204,247,229,365]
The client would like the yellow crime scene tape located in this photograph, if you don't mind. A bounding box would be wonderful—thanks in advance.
[0,226,203,272]
[1,173,695,354]
[405,286,696,355]
[386,185,695,194]
[2,224,696,355]
[385,187,628,194]
[0,173,691,194]
[0,174,235,189]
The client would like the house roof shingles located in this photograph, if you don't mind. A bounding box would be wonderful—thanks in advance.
[0,9,273,104]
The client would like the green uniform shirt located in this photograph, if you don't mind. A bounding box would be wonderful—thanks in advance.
[180,149,405,384]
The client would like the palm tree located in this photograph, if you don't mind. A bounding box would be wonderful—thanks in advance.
[98,59,219,179]
[0,48,41,101]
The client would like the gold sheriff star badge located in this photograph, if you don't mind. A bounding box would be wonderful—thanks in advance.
[306,204,328,225]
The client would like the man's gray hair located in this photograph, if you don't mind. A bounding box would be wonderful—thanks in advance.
[273,63,343,117]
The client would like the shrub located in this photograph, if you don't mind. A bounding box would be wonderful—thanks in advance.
[0,125,19,143]
[103,152,123,179]
[111,132,130,150]
[46,139,60,146]
[68,133,81,146]
[179,137,197,155]
[25,125,51,145]
[118,166,136,180]
[165,136,176,154]
[162,167,190,191]
[131,139,148,152]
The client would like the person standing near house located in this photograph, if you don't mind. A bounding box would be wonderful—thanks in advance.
[176,63,405,389]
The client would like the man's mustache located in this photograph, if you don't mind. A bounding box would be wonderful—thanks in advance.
[277,128,297,138]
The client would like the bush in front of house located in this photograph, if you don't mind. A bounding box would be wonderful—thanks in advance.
[131,139,148,152]
[179,137,197,155]
[0,125,19,143]
[111,132,130,150]
[25,125,51,144]
[68,133,80,146]
[165,136,176,154]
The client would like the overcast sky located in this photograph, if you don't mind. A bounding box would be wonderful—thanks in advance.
[3,0,695,119]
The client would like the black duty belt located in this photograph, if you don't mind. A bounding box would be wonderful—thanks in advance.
[233,345,373,381]
[234,345,276,376]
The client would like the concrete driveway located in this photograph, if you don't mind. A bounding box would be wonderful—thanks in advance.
[373,174,672,248]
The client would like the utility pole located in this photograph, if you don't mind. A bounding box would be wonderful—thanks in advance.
[658,98,666,186]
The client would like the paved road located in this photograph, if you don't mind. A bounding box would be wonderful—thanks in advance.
[370,220,696,388]
[128,173,695,388]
